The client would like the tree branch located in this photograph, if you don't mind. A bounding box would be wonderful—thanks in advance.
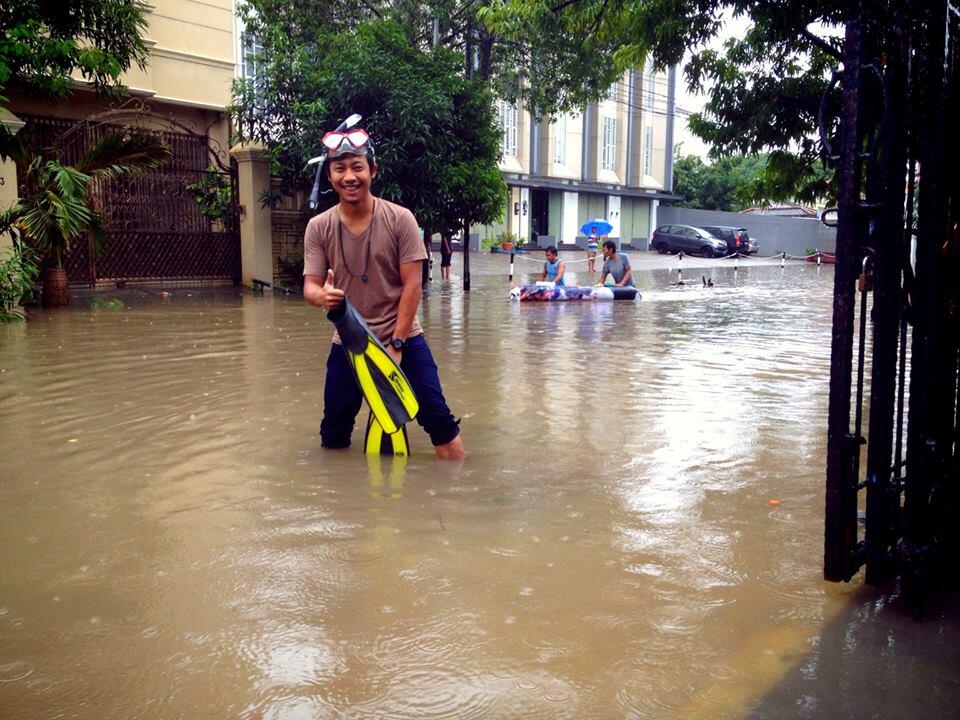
[358,0,383,20]
[450,0,483,26]
[799,27,841,60]
[587,0,610,37]
[550,0,589,13]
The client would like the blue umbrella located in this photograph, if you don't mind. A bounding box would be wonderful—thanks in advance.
[580,219,613,236]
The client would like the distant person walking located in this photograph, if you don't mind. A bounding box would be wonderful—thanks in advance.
[439,233,453,281]
[587,225,599,273]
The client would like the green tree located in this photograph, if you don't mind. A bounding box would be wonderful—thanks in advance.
[238,0,639,118]
[475,0,847,202]
[0,0,148,103]
[682,4,842,204]
[672,152,767,211]
[233,19,504,233]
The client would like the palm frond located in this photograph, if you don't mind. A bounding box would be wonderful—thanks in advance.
[49,162,92,199]
[76,131,172,178]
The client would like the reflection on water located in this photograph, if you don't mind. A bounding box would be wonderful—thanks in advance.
[1,256,957,719]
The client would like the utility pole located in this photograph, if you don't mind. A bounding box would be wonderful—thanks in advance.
[462,24,473,292]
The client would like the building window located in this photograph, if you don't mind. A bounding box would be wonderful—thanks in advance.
[553,113,566,164]
[644,125,654,176]
[242,32,265,83]
[499,100,517,157]
[601,116,616,171]
[606,82,618,103]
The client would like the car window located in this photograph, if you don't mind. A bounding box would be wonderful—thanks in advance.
[656,226,671,233]
[682,228,698,238]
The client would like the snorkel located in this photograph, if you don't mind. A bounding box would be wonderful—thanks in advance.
[307,113,370,209]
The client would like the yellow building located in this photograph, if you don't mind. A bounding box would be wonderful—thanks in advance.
[2,0,243,285]
[486,64,679,250]
[8,0,238,159]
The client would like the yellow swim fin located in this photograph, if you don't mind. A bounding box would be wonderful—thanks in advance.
[364,411,410,456]
[328,298,419,440]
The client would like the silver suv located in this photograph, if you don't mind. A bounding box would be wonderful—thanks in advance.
[651,225,728,257]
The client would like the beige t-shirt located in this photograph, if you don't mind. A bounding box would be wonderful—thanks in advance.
[303,198,427,343]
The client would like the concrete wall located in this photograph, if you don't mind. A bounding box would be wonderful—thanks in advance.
[657,206,836,256]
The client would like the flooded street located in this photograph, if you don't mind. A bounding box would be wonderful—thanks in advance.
[2,253,958,719]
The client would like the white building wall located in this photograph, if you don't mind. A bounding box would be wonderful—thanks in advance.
[607,195,621,238]
[562,192,579,245]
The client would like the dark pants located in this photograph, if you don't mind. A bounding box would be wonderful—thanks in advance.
[320,335,460,448]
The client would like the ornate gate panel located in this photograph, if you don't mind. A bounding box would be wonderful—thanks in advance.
[17,103,240,284]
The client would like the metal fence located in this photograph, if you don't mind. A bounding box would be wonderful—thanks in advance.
[823,0,959,610]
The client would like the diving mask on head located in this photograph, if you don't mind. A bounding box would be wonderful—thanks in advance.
[322,129,370,157]
[308,114,376,209]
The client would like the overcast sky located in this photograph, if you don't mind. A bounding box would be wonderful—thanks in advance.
[673,11,753,160]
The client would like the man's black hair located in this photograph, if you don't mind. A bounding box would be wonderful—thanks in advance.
[545,245,558,254]
[602,239,616,251]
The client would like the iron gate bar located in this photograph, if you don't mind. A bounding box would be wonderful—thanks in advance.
[824,0,868,583]
[863,0,912,585]
[903,0,950,574]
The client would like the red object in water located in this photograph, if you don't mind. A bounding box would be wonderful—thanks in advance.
[807,252,836,264]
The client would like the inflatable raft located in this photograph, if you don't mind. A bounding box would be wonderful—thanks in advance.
[509,284,640,301]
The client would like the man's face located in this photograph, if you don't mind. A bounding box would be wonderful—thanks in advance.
[545,250,558,263]
[328,155,376,204]
[602,245,613,259]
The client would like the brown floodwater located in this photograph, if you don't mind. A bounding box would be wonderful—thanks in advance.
[1,253,958,719]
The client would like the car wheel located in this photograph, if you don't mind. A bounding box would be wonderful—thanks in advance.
[656,243,670,254]
[700,246,714,258]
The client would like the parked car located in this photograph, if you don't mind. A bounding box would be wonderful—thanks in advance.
[702,225,757,255]
[650,225,728,258]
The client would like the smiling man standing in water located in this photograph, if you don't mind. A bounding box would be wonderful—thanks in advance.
[301,121,466,460]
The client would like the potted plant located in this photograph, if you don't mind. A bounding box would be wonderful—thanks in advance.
[482,234,501,253]
[500,231,517,252]
[3,130,171,307]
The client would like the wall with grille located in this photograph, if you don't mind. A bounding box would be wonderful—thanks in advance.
[270,180,309,287]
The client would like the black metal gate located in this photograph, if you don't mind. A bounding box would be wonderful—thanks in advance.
[17,101,240,284]
[823,1,960,607]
